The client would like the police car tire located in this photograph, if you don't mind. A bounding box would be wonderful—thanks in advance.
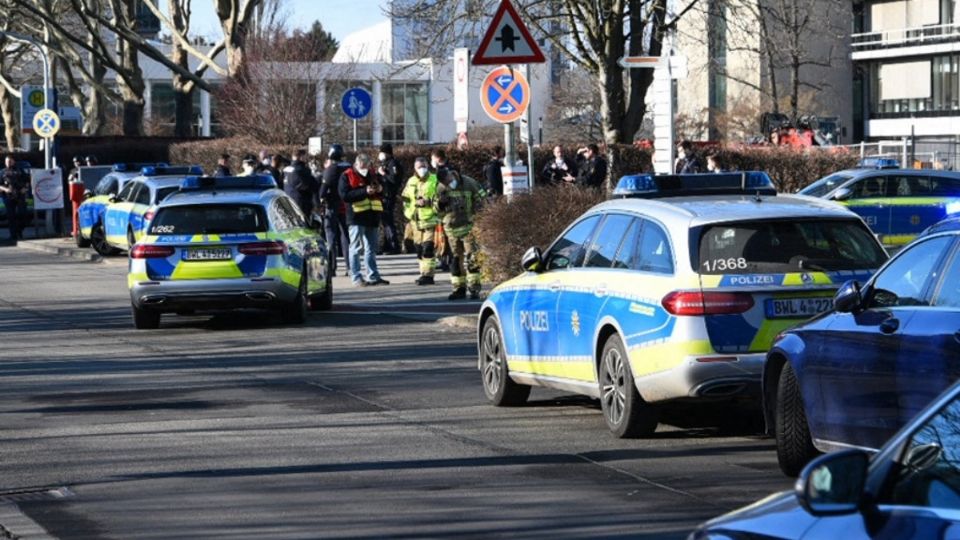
[91,222,119,256]
[775,363,819,477]
[76,231,90,248]
[599,334,658,438]
[282,272,308,324]
[311,273,333,311]
[127,227,136,249]
[480,316,530,406]
[132,305,160,330]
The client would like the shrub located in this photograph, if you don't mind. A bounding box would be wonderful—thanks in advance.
[473,185,604,283]
[710,147,858,192]
[170,137,302,175]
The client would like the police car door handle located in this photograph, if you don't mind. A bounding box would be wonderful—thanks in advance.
[879,318,899,334]
[594,284,607,297]
[549,281,561,292]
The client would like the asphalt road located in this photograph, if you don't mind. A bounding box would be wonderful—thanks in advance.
[0,247,791,539]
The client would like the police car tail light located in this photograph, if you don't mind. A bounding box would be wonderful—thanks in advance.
[130,245,175,259]
[239,241,286,256]
[661,291,754,316]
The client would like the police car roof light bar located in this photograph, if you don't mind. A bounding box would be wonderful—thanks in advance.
[179,175,277,191]
[612,172,777,199]
[113,162,168,172]
[141,165,204,176]
[857,157,900,169]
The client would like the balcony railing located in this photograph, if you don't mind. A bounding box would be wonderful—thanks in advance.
[852,23,960,50]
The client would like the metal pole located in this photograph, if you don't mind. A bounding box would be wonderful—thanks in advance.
[522,64,534,191]
[353,119,358,152]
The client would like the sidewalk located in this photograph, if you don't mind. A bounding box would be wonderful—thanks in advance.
[11,236,103,262]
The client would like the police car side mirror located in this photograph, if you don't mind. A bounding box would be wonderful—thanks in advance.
[833,280,862,313]
[108,195,118,203]
[832,187,852,202]
[521,246,543,273]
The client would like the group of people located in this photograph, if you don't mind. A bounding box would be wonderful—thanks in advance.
[213,151,289,188]
[537,144,609,188]
[242,143,485,300]
[674,140,729,174]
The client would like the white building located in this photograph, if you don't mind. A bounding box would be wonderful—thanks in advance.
[852,0,960,144]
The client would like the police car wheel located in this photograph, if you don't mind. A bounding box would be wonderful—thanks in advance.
[76,230,90,248]
[775,363,818,477]
[127,228,136,249]
[310,273,333,311]
[132,305,160,330]
[91,222,118,256]
[599,334,658,438]
[480,316,530,406]
[281,272,308,324]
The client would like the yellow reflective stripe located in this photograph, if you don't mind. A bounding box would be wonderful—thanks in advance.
[106,234,126,247]
[882,234,916,246]
[507,357,596,382]
[172,261,243,280]
[844,197,952,207]
[265,267,300,288]
[127,272,149,288]
[629,340,714,376]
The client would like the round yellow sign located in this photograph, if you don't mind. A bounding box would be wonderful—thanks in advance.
[32,108,61,139]
[28,89,45,108]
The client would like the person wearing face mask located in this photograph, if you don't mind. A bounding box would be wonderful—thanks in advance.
[540,145,577,186]
[239,154,257,176]
[339,153,389,287]
[675,140,703,174]
[376,143,403,255]
[436,169,485,300]
[401,157,440,285]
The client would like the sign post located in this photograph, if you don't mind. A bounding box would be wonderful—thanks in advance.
[454,48,470,138]
[341,87,372,151]
[473,0,545,195]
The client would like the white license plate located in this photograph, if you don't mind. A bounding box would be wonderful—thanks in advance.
[183,247,232,261]
[765,297,832,319]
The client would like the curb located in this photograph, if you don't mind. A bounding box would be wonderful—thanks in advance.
[16,239,103,263]
[438,314,477,330]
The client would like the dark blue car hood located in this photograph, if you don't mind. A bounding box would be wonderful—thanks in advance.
[693,490,818,539]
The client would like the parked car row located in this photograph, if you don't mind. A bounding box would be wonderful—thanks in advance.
[73,164,331,329]
[472,170,960,538]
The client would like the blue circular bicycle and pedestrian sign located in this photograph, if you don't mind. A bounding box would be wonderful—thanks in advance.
[341,87,372,120]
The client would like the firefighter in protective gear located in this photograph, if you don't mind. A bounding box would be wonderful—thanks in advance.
[436,169,485,300]
[401,157,439,285]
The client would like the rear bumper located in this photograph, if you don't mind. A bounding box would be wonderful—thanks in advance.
[130,277,297,312]
[635,353,765,403]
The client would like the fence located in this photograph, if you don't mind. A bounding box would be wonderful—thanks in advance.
[843,139,959,171]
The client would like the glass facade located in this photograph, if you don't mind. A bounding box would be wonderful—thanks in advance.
[868,54,960,117]
[382,82,429,144]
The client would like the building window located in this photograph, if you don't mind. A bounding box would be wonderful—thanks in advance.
[382,82,429,144]
[868,54,960,117]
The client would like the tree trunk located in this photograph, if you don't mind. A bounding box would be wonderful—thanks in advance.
[173,85,193,137]
[0,84,18,151]
[115,3,145,136]
[758,2,779,114]
[170,0,194,137]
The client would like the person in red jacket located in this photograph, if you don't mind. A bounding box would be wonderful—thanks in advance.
[339,153,390,287]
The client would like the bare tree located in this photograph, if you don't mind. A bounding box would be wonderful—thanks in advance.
[0,32,29,150]
[389,0,701,145]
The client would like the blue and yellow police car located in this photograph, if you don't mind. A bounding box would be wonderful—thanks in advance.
[478,173,888,438]
[77,163,167,254]
[128,175,330,329]
[102,165,204,253]
[800,160,960,249]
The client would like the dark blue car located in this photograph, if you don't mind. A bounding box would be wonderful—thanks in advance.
[691,379,960,539]
[764,228,960,476]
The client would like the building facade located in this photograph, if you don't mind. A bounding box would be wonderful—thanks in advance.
[852,0,960,144]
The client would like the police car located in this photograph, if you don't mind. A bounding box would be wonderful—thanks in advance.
[477,173,888,437]
[101,166,204,253]
[77,163,168,254]
[128,175,330,329]
[799,159,960,248]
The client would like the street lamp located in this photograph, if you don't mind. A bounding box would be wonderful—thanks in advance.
[0,30,53,169]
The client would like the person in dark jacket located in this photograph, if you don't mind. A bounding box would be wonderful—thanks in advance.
[214,154,231,177]
[675,140,703,174]
[282,149,317,216]
[339,153,389,287]
[320,144,352,276]
[266,154,284,189]
[482,146,504,196]
[569,144,607,189]
[540,145,577,186]
[1,156,30,242]
[377,143,403,255]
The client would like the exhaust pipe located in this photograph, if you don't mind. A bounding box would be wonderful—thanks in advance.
[140,296,167,305]
[244,292,276,301]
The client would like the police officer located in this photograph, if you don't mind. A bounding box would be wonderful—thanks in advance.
[320,144,352,276]
[436,169,485,300]
[339,153,389,287]
[1,156,30,242]
[401,157,439,285]
[283,149,318,217]
[214,153,232,177]
[377,143,403,255]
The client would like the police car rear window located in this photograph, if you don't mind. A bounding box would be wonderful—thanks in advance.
[697,219,887,274]
[148,204,268,235]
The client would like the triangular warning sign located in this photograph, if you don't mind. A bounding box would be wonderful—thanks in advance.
[472,0,546,65]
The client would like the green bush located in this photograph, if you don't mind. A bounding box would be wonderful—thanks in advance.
[473,185,604,283]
